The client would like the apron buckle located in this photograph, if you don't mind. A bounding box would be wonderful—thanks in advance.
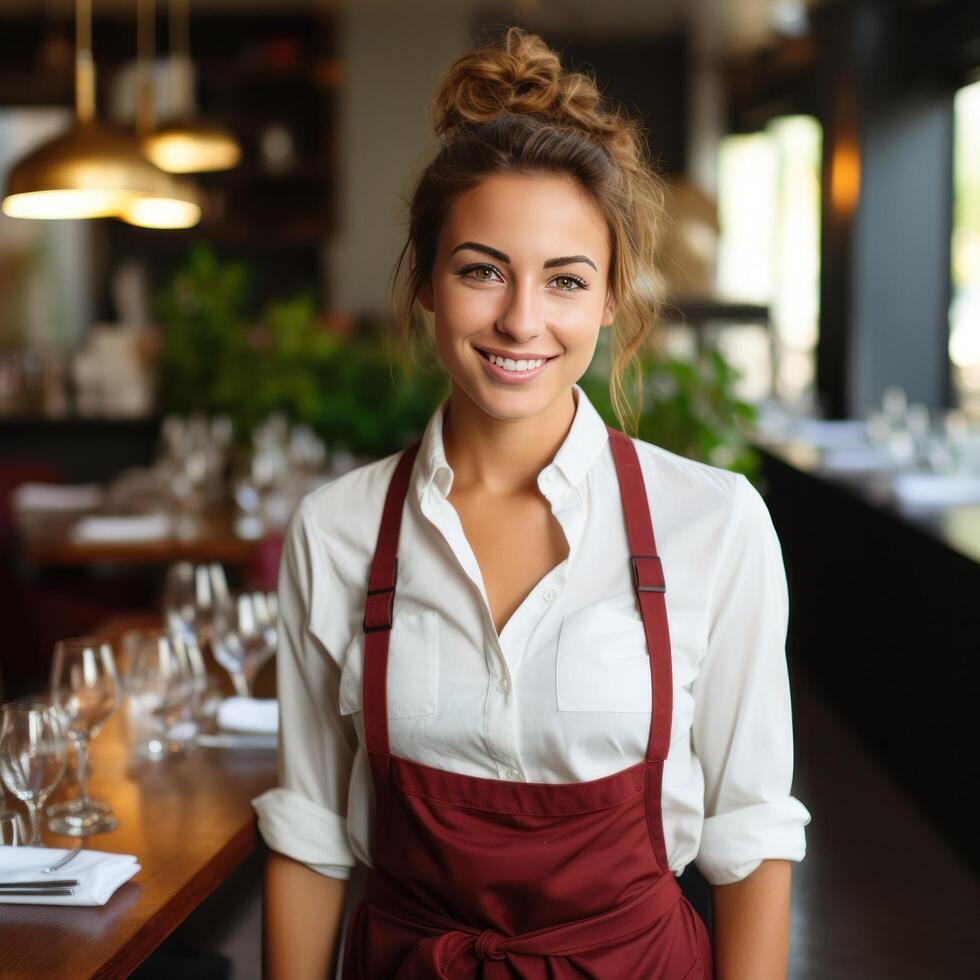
[364,559,398,632]
[631,554,666,593]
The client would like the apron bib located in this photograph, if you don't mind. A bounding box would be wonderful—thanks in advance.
[341,425,714,979]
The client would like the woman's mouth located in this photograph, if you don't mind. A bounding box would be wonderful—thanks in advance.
[474,347,558,384]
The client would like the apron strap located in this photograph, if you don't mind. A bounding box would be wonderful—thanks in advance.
[363,440,421,756]
[606,425,674,874]
[606,426,672,766]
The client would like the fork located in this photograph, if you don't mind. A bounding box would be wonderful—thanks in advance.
[40,846,83,875]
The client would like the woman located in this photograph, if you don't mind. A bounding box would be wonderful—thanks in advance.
[255,27,811,980]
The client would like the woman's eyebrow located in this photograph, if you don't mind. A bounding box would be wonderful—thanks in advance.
[450,241,597,272]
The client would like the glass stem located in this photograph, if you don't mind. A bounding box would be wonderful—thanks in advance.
[74,735,91,810]
[26,801,42,846]
[231,672,250,698]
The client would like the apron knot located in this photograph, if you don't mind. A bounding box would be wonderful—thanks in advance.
[473,929,507,961]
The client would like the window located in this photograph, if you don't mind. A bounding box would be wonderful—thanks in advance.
[714,115,822,407]
[949,78,980,419]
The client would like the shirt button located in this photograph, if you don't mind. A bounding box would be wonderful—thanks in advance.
[543,588,558,603]
[506,768,520,780]
[542,470,555,483]
[498,677,511,694]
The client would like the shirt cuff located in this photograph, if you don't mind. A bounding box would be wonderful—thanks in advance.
[252,786,357,879]
[694,796,812,885]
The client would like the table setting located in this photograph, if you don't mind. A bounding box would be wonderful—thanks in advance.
[754,383,980,510]
[0,556,281,911]
[0,846,140,907]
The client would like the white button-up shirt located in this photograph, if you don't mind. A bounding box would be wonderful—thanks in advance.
[252,383,811,886]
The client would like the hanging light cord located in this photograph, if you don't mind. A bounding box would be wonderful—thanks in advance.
[76,0,95,122]
[171,0,190,59]
[136,0,155,137]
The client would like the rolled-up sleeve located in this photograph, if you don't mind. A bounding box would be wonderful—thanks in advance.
[251,494,358,880]
[691,473,811,886]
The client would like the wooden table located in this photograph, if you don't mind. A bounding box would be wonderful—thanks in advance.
[17,504,261,569]
[0,614,279,979]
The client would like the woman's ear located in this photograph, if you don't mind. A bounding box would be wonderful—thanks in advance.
[600,292,618,327]
[418,279,434,313]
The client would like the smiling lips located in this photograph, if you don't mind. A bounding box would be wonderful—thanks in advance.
[475,345,558,383]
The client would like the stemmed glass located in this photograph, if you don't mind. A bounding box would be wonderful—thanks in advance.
[171,631,223,727]
[0,701,68,846]
[47,637,120,835]
[163,562,231,645]
[0,808,25,845]
[122,628,196,759]
[211,592,278,697]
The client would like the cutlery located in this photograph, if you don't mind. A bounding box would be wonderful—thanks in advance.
[41,847,83,874]
[0,879,80,889]
[0,888,75,897]
[197,732,276,750]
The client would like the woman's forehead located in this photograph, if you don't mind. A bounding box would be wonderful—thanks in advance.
[440,172,609,262]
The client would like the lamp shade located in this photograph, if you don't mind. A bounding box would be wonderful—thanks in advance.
[2,118,201,225]
[141,116,242,173]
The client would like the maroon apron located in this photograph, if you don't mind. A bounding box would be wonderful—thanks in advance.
[341,425,714,979]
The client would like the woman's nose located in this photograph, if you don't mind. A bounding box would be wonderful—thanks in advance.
[495,280,543,341]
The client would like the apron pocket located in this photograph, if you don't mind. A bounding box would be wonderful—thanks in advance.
[339,610,440,718]
[556,605,651,712]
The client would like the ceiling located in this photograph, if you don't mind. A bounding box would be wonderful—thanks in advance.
[0,0,823,55]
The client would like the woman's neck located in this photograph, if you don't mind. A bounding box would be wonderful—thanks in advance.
[442,385,577,497]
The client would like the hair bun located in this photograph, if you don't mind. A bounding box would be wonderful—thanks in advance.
[433,26,607,139]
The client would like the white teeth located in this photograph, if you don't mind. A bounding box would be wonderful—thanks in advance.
[485,352,545,372]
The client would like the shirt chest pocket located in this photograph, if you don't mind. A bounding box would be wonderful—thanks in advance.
[338,609,440,719]
[556,605,651,713]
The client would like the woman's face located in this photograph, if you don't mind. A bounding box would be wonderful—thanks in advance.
[418,171,617,422]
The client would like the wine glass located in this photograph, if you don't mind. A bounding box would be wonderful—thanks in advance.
[0,808,25,845]
[47,637,120,835]
[211,591,278,697]
[0,701,68,846]
[163,561,231,645]
[171,631,223,726]
[122,628,196,759]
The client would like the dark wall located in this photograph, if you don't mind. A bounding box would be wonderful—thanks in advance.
[545,32,690,175]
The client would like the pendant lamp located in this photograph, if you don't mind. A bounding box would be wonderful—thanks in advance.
[117,0,201,228]
[140,0,241,173]
[1,0,200,226]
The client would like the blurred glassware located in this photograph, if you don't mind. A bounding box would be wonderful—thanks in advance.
[121,627,196,760]
[229,413,332,540]
[47,637,120,836]
[170,630,222,729]
[0,808,25,845]
[906,402,932,467]
[211,591,278,697]
[0,701,68,847]
[163,561,231,645]
[232,472,265,540]
[882,385,908,428]
[155,412,234,536]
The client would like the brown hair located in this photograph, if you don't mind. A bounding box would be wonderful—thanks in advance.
[389,26,668,435]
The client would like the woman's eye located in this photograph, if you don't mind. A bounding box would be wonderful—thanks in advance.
[552,275,585,291]
[457,264,501,284]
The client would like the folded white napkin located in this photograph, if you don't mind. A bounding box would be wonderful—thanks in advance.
[69,512,173,543]
[217,696,279,735]
[791,418,870,450]
[0,846,140,907]
[817,446,904,474]
[12,482,105,513]
[890,472,980,507]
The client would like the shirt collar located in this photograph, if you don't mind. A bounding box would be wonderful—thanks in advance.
[415,382,610,502]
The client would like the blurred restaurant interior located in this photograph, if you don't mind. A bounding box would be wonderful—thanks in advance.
[0,0,978,977]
